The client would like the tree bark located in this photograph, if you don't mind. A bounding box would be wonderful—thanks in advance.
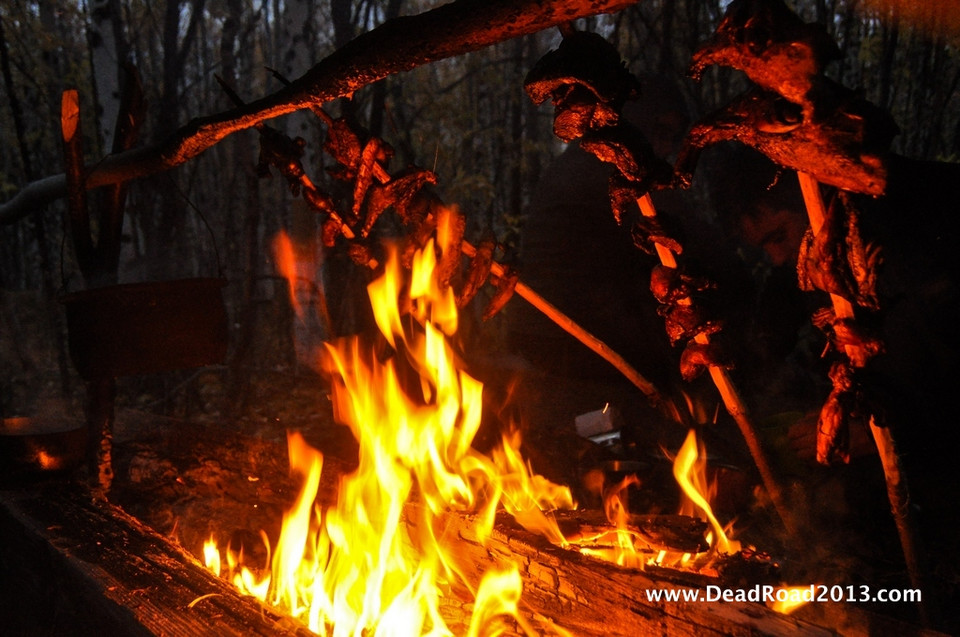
[87,0,127,155]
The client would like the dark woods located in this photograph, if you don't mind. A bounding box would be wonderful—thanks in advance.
[1,1,958,454]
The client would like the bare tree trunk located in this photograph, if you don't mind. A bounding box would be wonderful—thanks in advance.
[658,0,676,74]
[217,0,266,418]
[153,0,206,279]
[87,0,126,155]
[368,0,403,139]
[1,15,73,397]
[877,0,900,112]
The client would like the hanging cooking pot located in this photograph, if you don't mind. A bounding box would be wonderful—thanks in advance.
[0,416,87,479]
[62,277,228,380]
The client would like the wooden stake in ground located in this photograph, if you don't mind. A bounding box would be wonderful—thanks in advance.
[62,90,115,495]
[796,171,932,626]
[637,193,796,537]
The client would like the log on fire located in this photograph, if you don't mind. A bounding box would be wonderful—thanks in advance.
[0,470,939,636]
[0,483,313,637]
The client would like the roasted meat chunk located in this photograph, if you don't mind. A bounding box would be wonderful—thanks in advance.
[361,168,438,237]
[482,268,519,320]
[817,361,855,465]
[649,265,715,305]
[689,0,840,116]
[581,123,675,186]
[524,31,641,129]
[680,340,733,381]
[631,216,683,257]
[798,193,881,309]
[658,303,722,345]
[458,236,495,308]
[677,85,898,195]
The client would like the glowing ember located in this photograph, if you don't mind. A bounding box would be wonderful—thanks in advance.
[768,585,814,615]
[205,228,573,635]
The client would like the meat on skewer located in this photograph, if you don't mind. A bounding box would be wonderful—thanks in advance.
[689,0,840,117]
[677,85,898,195]
[524,31,641,141]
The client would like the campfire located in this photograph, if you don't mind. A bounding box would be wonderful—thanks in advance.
[1,0,954,635]
[199,229,759,635]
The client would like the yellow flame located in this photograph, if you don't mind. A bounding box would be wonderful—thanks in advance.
[205,240,573,635]
[769,586,814,615]
[203,537,221,577]
[673,430,740,556]
[603,474,642,567]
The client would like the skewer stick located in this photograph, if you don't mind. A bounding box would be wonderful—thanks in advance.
[638,193,795,535]
[796,172,931,625]
[279,104,661,403]
[459,240,661,403]
[367,161,664,403]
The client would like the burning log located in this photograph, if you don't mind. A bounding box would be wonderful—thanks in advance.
[3,479,933,637]
[0,483,314,636]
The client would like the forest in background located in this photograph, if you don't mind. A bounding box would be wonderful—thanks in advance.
[2,0,959,422]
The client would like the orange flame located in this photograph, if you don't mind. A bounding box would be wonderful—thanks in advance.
[273,232,303,318]
[673,430,740,556]
[205,237,573,635]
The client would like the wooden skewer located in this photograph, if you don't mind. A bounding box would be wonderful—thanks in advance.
[311,152,666,404]
[638,193,795,536]
[796,172,931,625]
[459,240,661,403]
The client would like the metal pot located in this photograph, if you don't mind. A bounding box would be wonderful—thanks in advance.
[0,417,87,478]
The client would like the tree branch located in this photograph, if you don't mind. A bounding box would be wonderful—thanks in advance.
[0,0,636,224]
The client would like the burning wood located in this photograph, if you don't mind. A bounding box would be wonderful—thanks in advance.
[194,221,788,635]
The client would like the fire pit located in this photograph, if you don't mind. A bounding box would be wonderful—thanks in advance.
[1,0,957,635]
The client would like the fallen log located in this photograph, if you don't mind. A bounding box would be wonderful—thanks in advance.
[0,483,313,637]
[1,470,942,637]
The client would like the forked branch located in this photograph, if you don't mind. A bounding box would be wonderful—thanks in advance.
[0,0,635,224]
